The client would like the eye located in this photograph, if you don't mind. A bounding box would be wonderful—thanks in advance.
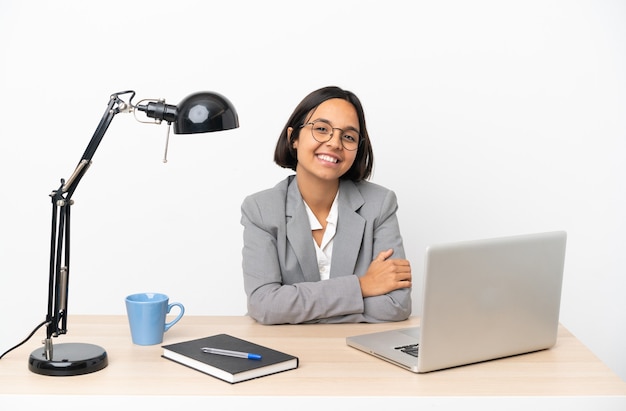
[342,132,359,143]
[313,123,331,134]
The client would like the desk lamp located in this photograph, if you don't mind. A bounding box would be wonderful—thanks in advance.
[27,90,239,376]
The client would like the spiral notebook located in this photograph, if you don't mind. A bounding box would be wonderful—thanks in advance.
[162,334,298,383]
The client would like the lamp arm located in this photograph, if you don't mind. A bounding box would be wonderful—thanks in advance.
[63,91,135,197]
[43,91,135,356]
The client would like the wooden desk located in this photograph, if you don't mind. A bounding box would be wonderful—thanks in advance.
[1,316,625,409]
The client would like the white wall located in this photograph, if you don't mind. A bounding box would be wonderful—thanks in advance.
[1,0,624,381]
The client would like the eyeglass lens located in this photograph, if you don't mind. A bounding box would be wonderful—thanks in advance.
[309,121,360,151]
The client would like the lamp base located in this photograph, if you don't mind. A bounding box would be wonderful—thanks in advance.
[28,342,108,376]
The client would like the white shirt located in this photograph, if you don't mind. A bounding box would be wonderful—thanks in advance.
[303,192,339,281]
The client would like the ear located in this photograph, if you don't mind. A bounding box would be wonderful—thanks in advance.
[287,127,298,149]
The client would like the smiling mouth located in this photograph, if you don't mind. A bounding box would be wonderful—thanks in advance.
[317,154,339,163]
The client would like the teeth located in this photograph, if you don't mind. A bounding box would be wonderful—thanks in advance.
[318,154,338,163]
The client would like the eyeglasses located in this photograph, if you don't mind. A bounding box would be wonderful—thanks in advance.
[300,120,361,151]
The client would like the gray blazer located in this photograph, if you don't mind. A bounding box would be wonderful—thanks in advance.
[241,175,412,324]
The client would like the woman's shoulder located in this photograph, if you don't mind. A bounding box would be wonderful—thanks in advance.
[339,179,398,213]
[242,175,294,206]
[348,179,396,199]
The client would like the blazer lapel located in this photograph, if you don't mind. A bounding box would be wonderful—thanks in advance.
[331,180,365,277]
[286,178,321,282]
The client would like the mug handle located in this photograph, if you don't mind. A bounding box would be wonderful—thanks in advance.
[164,302,185,332]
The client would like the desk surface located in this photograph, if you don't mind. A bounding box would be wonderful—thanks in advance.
[1,315,625,398]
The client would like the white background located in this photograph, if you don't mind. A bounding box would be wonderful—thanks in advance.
[1,0,624,382]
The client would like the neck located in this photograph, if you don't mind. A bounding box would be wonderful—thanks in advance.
[296,173,339,211]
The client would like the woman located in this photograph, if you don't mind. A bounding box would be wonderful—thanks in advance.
[241,86,412,324]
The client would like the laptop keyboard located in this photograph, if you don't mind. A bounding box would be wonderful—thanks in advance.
[395,343,419,357]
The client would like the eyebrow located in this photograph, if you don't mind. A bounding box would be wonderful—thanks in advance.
[311,117,360,132]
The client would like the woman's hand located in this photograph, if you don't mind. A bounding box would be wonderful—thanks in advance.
[359,249,412,297]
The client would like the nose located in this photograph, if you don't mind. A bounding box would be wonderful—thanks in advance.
[326,129,343,149]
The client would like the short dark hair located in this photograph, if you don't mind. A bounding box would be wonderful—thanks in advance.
[273,86,374,181]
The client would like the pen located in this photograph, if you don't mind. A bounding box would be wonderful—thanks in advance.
[201,347,262,360]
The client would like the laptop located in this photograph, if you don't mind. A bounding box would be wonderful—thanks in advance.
[346,231,567,373]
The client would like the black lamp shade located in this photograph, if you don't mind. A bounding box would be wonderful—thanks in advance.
[174,92,239,134]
